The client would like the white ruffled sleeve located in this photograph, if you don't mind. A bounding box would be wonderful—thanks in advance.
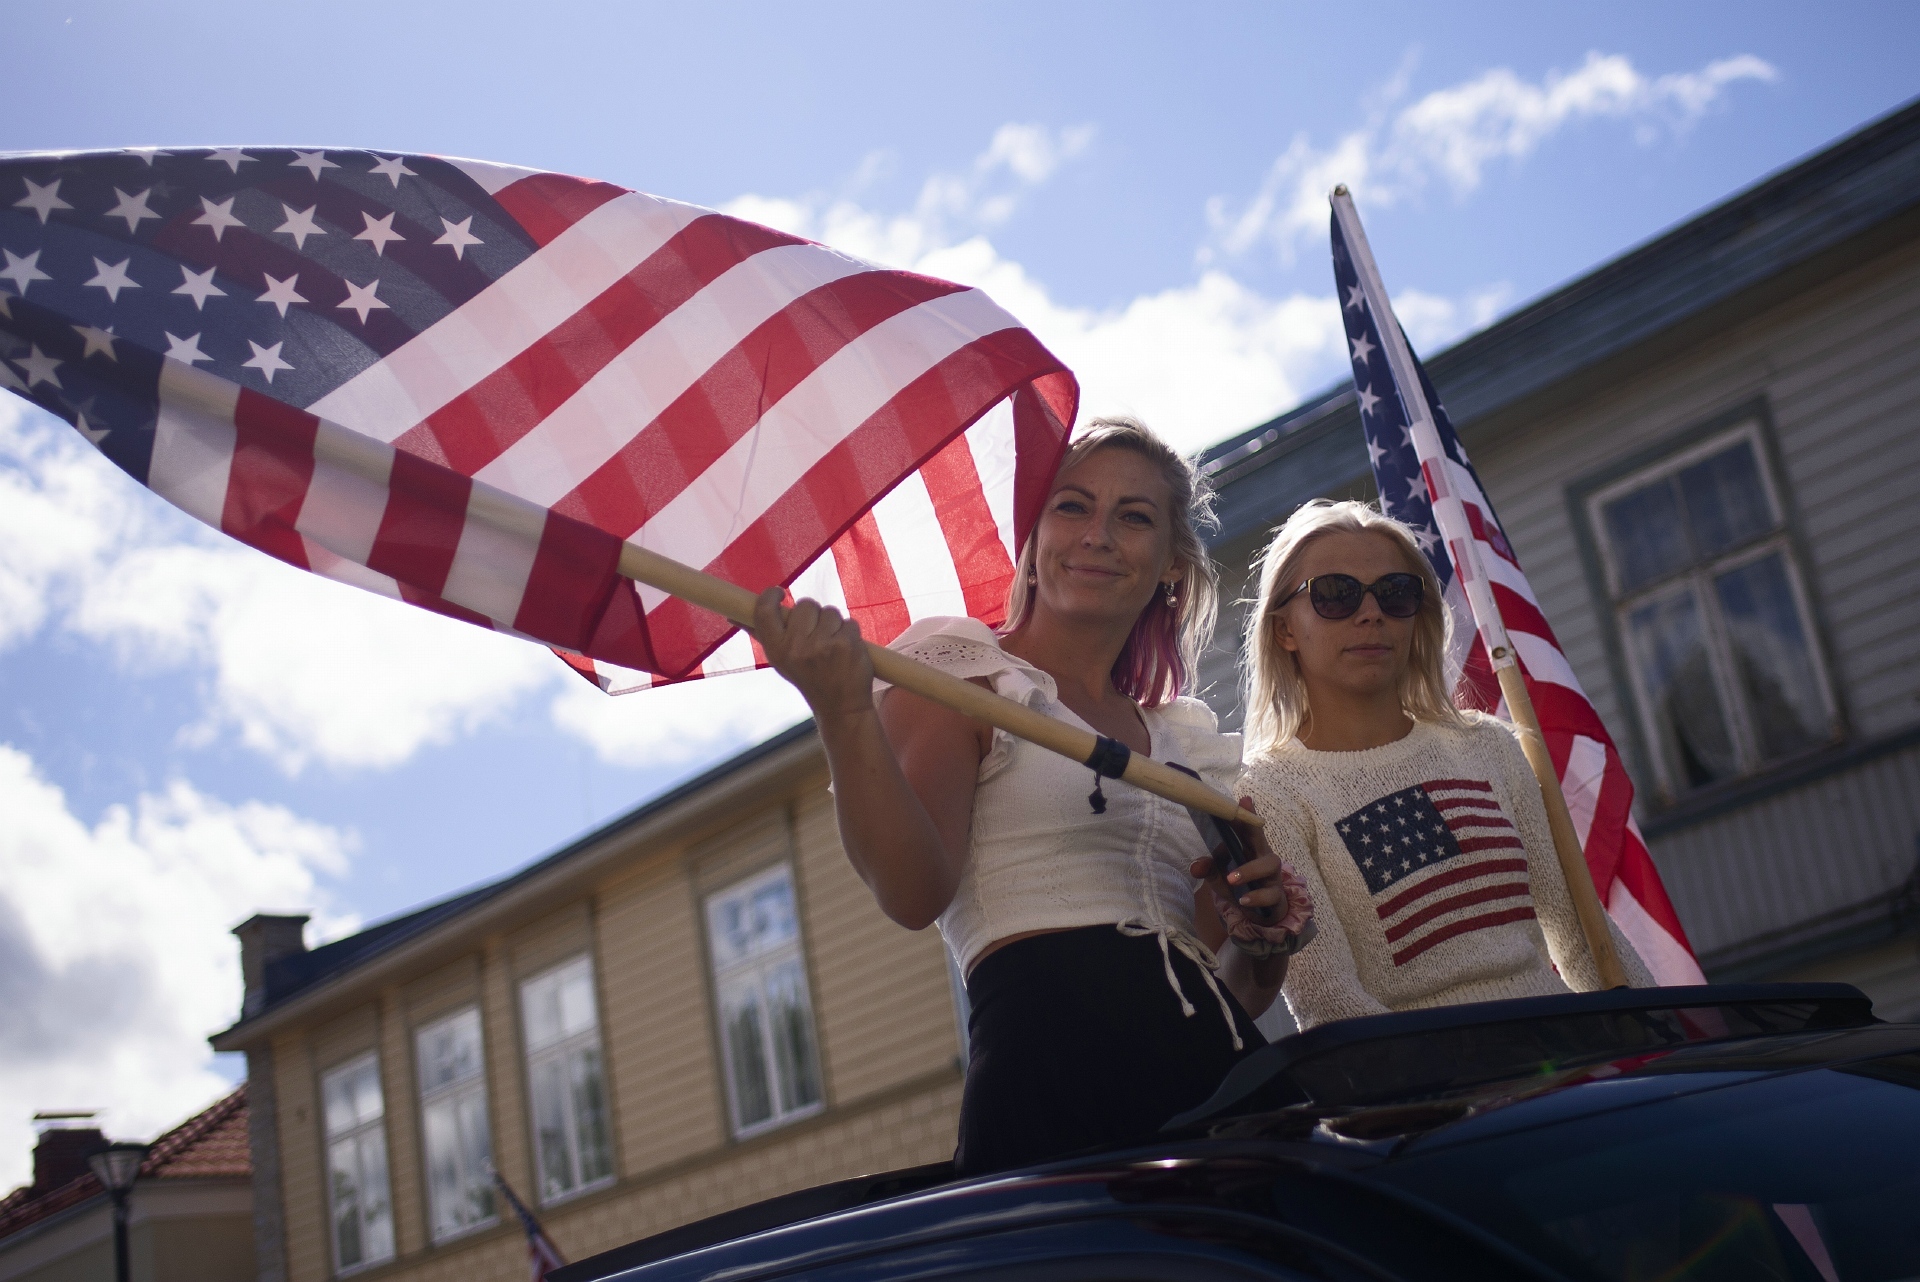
[872,617,1058,782]
[1152,696,1244,798]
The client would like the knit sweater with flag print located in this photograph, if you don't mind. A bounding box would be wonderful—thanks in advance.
[1241,714,1654,1030]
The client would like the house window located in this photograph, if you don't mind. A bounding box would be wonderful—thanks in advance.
[320,1052,395,1273]
[520,956,614,1203]
[416,1006,495,1241]
[1587,422,1837,799]
[705,864,823,1137]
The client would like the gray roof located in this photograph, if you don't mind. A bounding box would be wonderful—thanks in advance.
[1199,95,1920,543]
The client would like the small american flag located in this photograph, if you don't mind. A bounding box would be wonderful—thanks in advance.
[1330,203,1702,985]
[0,148,1075,693]
[491,1169,566,1282]
[1337,779,1536,966]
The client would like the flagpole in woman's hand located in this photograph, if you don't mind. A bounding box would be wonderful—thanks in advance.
[615,540,1261,827]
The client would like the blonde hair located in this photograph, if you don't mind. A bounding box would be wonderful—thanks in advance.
[1001,416,1218,707]
[1241,498,1464,753]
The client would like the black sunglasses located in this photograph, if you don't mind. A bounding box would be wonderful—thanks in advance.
[1279,572,1425,620]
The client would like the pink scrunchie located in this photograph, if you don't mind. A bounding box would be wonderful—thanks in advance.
[1209,861,1315,956]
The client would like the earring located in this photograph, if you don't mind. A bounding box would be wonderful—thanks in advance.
[1027,568,1038,585]
[1162,580,1178,605]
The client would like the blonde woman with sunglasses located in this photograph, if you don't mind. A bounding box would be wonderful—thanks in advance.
[1240,500,1651,1030]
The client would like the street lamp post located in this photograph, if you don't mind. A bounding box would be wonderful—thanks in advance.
[88,1142,149,1282]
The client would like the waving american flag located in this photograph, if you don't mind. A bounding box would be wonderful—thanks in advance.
[1329,200,1702,986]
[0,147,1076,692]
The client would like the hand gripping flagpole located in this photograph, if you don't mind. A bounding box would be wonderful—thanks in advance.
[1329,185,1627,989]
[615,541,1261,827]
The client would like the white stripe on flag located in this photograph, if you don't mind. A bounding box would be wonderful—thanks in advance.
[1510,628,1585,695]
[442,479,549,625]
[1608,879,1707,985]
[1560,734,1610,849]
[475,243,874,507]
[439,156,543,196]
[309,192,707,439]
[965,399,1022,562]
[870,470,969,620]
[633,290,1021,600]
[149,359,239,528]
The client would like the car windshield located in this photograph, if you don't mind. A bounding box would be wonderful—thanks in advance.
[1374,1057,1920,1282]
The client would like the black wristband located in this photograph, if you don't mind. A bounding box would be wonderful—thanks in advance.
[1084,736,1131,814]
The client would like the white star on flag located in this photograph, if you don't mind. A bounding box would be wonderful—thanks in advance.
[1350,332,1375,365]
[1356,383,1381,418]
[257,273,308,318]
[163,331,212,364]
[241,339,293,382]
[354,210,406,256]
[75,410,112,445]
[274,203,326,250]
[72,324,119,360]
[193,195,245,241]
[17,344,62,388]
[173,265,227,310]
[207,148,256,173]
[1346,282,1367,311]
[104,187,161,232]
[289,150,338,180]
[368,155,417,186]
[337,278,388,323]
[433,215,483,259]
[84,257,141,303]
[0,248,52,294]
[14,177,73,224]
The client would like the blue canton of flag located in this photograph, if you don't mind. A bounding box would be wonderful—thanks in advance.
[1335,784,1466,894]
[0,147,534,485]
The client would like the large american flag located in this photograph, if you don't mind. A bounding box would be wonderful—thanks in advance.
[0,148,1076,692]
[1330,206,1703,985]
[1336,778,1537,967]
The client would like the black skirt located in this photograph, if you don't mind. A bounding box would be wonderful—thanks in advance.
[954,924,1266,1175]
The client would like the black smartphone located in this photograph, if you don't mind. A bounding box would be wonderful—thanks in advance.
[1167,765,1317,956]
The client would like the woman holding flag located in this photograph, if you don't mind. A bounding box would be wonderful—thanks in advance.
[1238,500,1651,1031]
[755,417,1312,1175]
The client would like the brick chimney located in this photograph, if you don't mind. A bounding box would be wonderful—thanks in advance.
[31,1125,106,1197]
[234,915,309,1020]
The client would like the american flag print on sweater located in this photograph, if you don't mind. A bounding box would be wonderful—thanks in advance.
[1334,779,1535,966]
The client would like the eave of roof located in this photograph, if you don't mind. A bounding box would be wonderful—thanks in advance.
[1199,95,1920,544]
[212,719,824,1051]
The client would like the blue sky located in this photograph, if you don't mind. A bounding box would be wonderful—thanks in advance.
[2,0,1916,1184]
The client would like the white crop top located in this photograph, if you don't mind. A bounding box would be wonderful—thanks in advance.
[874,618,1248,1044]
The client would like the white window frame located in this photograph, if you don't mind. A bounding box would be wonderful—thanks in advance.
[1587,420,1839,799]
[519,955,615,1204]
[705,863,825,1139]
[415,1006,496,1242]
[319,1051,395,1276]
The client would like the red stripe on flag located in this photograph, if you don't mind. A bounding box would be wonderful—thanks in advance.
[1375,857,1528,918]
[492,173,627,249]
[514,510,627,653]
[1419,457,1447,501]
[634,328,1064,675]
[1423,779,1493,793]
[1454,834,1524,855]
[397,214,809,477]
[1010,374,1077,551]
[366,450,473,592]
[830,511,912,642]
[1385,881,1533,944]
[224,389,318,569]
[918,434,1015,623]
[1393,906,1537,965]
[554,271,970,537]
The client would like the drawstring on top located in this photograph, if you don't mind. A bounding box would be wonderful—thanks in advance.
[1116,920,1243,1051]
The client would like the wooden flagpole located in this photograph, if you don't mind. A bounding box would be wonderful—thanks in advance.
[1330,185,1627,988]
[615,542,1261,826]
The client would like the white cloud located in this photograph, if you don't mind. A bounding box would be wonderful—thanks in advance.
[0,742,353,1190]
[1207,51,1778,264]
[551,666,810,771]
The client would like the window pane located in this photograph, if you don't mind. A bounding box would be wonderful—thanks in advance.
[557,965,598,1040]
[1679,441,1775,558]
[721,979,775,1128]
[328,1137,365,1268]
[529,1055,576,1201]
[323,1056,383,1138]
[423,1086,495,1240]
[1714,554,1828,761]
[567,1044,614,1185]
[709,871,799,969]
[418,1008,483,1094]
[1627,590,1739,789]
[1603,480,1691,592]
[522,971,563,1053]
[765,958,821,1114]
[354,1130,394,1264]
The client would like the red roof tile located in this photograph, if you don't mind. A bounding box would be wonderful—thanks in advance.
[0,1085,249,1242]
